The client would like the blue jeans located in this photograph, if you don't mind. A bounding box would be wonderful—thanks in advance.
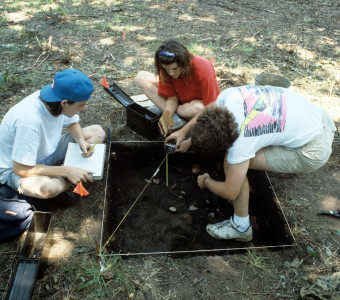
[6,133,74,191]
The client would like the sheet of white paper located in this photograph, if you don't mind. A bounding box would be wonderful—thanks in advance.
[64,142,106,179]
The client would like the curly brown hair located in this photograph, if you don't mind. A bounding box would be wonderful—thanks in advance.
[191,107,239,156]
[154,39,194,84]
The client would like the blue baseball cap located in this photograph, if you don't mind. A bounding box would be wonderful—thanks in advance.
[40,69,94,102]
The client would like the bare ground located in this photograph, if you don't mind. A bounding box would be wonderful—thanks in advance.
[0,0,339,299]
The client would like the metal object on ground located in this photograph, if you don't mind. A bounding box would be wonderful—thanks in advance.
[103,82,160,140]
[6,258,40,300]
[165,142,176,154]
[318,209,340,218]
[255,73,291,88]
[6,211,52,300]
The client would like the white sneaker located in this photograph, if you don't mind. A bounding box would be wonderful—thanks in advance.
[171,113,187,131]
[206,217,253,242]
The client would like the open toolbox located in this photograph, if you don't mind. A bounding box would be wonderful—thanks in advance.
[103,81,161,140]
[6,211,52,300]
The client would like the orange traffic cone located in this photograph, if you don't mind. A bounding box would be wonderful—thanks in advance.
[101,76,109,88]
[73,182,89,196]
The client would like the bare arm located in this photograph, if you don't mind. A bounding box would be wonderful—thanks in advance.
[13,161,93,185]
[66,123,89,154]
[165,101,217,151]
[164,96,179,117]
[197,160,249,201]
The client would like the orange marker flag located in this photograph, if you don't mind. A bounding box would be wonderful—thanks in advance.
[123,31,126,41]
[73,182,89,196]
[101,76,109,88]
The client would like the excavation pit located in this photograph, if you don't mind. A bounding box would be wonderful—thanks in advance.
[102,141,294,256]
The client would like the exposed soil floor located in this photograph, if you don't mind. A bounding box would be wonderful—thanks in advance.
[105,142,293,255]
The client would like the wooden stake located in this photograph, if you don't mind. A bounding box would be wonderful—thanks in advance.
[166,153,169,187]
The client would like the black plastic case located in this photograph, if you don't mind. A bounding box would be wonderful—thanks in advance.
[104,82,160,140]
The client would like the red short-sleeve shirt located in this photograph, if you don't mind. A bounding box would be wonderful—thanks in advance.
[158,56,220,106]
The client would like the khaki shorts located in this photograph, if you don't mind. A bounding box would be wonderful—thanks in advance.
[264,111,336,173]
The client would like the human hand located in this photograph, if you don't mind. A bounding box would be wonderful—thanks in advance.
[165,130,186,149]
[64,166,93,185]
[197,173,210,189]
[176,137,192,153]
[80,141,94,158]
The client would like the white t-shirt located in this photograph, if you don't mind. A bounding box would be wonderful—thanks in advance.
[216,86,325,164]
[0,91,79,183]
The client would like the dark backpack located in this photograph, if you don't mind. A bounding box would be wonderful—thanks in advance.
[0,184,34,242]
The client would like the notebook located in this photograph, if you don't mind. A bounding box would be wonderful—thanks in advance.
[63,142,106,180]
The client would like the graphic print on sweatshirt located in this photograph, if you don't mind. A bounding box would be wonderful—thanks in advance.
[239,86,286,137]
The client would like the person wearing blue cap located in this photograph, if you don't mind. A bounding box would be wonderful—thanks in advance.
[0,69,105,201]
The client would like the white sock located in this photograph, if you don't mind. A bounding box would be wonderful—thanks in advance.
[233,215,250,232]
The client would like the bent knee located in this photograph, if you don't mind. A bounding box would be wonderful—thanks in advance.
[34,182,60,199]
[190,100,205,115]
[93,125,106,143]
[85,125,106,143]
[20,176,66,199]
[135,71,156,89]
[178,100,205,119]
[135,71,149,88]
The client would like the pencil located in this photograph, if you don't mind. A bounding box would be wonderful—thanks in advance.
[88,138,100,153]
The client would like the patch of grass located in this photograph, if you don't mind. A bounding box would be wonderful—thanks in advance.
[75,253,133,297]
[166,257,180,271]
[0,16,7,25]
[238,249,278,273]
[306,245,319,257]
[187,41,217,57]
[133,3,148,10]
[53,208,81,231]
[0,70,27,96]
[303,18,314,24]
[95,23,115,32]
[235,44,257,54]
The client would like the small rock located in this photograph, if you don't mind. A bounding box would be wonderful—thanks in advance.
[169,207,177,212]
[192,164,202,174]
[181,191,186,195]
[208,212,215,221]
[188,205,198,211]
[52,275,58,283]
